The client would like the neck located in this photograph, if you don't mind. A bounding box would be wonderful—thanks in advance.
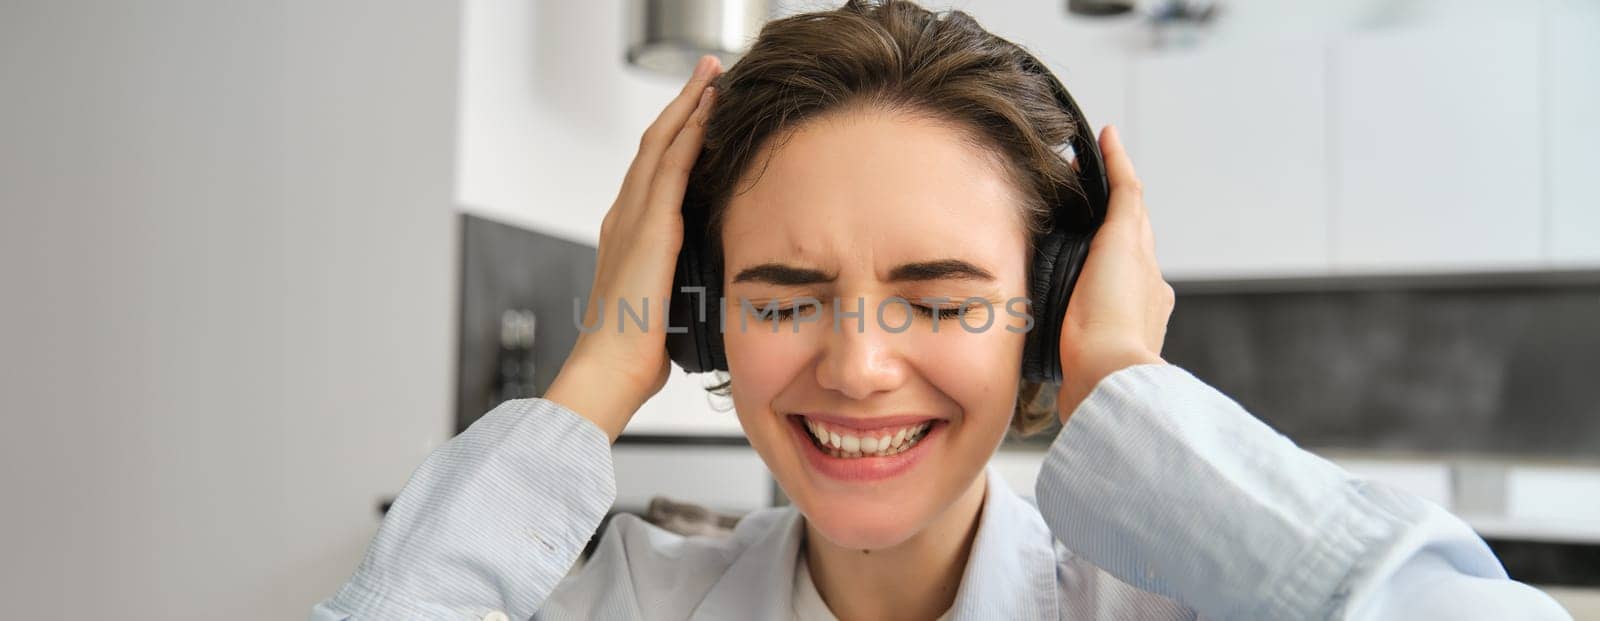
[802,472,988,621]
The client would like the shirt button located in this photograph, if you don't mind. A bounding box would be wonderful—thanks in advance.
[483,611,510,621]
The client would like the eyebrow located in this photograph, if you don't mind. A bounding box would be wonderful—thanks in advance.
[887,259,995,282]
[731,263,832,285]
[730,259,995,285]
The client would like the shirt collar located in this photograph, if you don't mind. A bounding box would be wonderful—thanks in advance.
[947,464,1060,620]
[690,464,1058,620]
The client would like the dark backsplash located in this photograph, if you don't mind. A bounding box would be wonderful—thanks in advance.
[457,214,595,433]
[1152,271,1600,459]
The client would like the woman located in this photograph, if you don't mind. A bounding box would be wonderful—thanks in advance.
[312,1,1570,619]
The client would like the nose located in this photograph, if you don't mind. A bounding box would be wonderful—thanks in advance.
[814,299,911,401]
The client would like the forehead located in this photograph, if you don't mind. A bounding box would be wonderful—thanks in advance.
[720,109,1030,274]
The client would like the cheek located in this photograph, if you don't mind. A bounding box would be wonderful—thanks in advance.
[910,322,1026,433]
[722,322,816,446]
[723,324,834,489]
[723,324,814,402]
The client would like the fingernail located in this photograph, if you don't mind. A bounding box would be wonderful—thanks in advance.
[698,86,715,109]
[693,55,712,79]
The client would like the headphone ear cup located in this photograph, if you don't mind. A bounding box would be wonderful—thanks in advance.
[1023,230,1093,383]
[666,241,710,373]
[1022,232,1066,383]
[700,246,728,372]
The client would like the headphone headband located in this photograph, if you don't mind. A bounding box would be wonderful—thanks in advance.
[1017,50,1110,232]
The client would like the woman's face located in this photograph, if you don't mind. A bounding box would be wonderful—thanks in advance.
[719,108,1032,550]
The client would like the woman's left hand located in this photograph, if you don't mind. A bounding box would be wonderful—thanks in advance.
[1054,125,1175,424]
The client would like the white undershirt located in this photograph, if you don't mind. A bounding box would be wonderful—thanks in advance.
[792,550,955,621]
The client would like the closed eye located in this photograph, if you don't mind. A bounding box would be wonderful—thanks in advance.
[913,304,964,320]
[761,305,818,321]
[757,302,970,322]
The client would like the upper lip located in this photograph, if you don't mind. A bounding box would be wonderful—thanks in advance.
[791,412,944,431]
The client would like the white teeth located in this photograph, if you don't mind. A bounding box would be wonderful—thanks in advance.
[802,417,935,458]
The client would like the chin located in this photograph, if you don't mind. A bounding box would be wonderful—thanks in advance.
[799,498,929,550]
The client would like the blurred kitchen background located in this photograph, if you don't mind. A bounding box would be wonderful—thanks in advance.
[2,0,1597,619]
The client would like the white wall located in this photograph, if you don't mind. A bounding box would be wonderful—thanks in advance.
[0,2,460,618]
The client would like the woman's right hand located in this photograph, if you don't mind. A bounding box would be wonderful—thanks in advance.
[1054,125,1173,422]
[545,55,722,443]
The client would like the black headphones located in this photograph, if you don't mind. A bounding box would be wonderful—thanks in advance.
[665,51,1108,384]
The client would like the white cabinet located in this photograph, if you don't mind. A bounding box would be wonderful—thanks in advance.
[1330,15,1544,273]
[1130,43,1331,280]
[963,2,1137,132]
[987,3,1595,280]
[1545,0,1600,266]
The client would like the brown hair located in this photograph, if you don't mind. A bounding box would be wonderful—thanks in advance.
[690,0,1083,437]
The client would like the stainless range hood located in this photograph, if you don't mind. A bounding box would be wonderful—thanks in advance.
[627,0,772,76]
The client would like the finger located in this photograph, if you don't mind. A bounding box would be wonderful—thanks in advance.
[622,56,723,208]
[647,85,716,218]
[1098,125,1147,226]
[1141,211,1157,255]
[1149,280,1174,352]
[1097,125,1161,259]
[619,55,721,206]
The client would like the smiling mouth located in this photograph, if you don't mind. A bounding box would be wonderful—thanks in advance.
[788,414,938,458]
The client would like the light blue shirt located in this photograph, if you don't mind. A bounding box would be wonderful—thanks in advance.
[310,364,1572,620]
